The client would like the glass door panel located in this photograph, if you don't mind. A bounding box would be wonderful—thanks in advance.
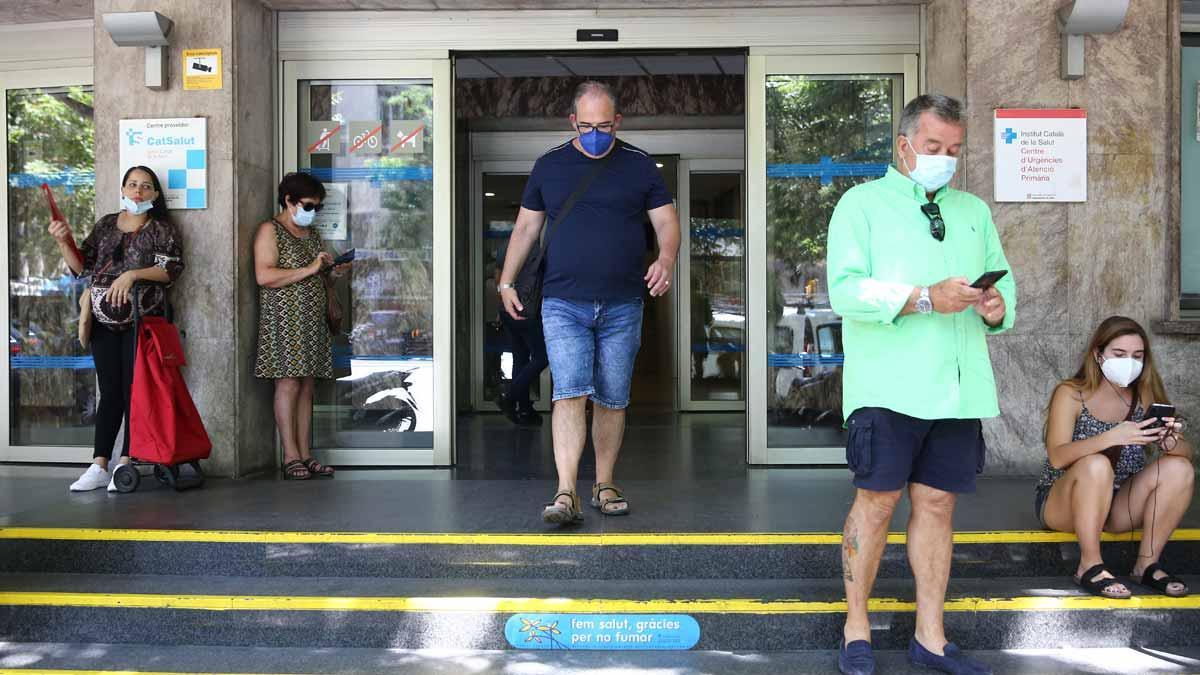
[474,166,548,412]
[747,54,915,464]
[285,59,452,466]
[680,163,745,410]
[4,83,95,457]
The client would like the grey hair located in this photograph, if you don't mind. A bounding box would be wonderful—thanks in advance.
[898,94,963,138]
[573,81,619,116]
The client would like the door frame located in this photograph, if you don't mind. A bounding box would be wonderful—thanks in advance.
[745,52,918,466]
[677,158,746,412]
[280,59,455,466]
[0,66,95,463]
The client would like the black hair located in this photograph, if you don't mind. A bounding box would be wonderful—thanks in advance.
[121,165,169,218]
[277,171,326,209]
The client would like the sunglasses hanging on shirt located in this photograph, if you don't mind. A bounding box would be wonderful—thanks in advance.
[920,202,946,242]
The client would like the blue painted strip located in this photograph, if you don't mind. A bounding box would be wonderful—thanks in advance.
[484,231,512,240]
[690,226,744,239]
[692,342,745,353]
[12,355,95,370]
[303,167,432,182]
[766,160,888,183]
[331,351,433,369]
[505,614,700,651]
[8,170,95,189]
[767,353,845,368]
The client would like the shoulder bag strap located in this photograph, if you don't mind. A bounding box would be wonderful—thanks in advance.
[539,148,616,253]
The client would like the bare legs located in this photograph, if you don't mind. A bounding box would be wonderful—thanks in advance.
[1042,454,1130,596]
[274,376,316,466]
[549,397,628,513]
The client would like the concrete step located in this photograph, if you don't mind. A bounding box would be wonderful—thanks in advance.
[2,573,1198,651]
[3,526,1197,580]
[2,642,1200,674]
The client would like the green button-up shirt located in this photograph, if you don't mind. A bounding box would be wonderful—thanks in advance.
[826,166,1016,421]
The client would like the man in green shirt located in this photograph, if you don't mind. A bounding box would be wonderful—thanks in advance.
[828,94,1015,675]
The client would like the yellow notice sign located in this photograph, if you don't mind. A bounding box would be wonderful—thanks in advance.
[182,49,222,90]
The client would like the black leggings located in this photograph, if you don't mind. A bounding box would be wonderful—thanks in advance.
[91,321,136,460]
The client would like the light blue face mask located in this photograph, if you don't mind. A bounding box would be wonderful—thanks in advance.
[120,195,154,215]
[900,140,958,193]
[292,203,316,227]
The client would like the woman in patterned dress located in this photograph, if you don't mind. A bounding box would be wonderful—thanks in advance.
[1038,317,1193,598]
[254,173,349,480]
[50,166,185,492]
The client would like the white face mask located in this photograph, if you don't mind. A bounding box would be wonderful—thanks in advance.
[120,195,154,215]
[1100,356,1143,388]
[292,203,316,227]
[900,140,958,193]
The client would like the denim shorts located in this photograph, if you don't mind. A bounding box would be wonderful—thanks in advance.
[541,297,643,409]
[845,407,987,494]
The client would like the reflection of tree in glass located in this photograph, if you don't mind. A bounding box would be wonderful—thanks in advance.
[6,86,96,438]
[351,85,435,357]
[765,77,892,285]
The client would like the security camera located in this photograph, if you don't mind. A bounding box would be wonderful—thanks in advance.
[102,11,174,89]
[102,12,172,47]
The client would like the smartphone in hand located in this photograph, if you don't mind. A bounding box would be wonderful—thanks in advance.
[971,270,1008,290]
[332,248,356,266]
[1145,403,1176,430]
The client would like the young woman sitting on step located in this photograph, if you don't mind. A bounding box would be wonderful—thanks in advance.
[1036,316,1194,599]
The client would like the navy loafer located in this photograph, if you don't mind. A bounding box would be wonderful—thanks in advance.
[839,639,875,675]
[908,638,992,674]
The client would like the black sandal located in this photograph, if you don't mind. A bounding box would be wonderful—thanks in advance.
[282,459,311,481]
[1137,563,1189,597]
[1074,563,1131,599]
[591,482,630,516]
[302,458,335,478]
[542,490,583,525]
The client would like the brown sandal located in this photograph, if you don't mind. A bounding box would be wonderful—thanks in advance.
[542,490,583,525]
[282,459,311,481]
[302,458,335,478]
[591,482,630,516]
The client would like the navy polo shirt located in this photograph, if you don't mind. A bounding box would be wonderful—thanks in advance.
[521,139,674,301]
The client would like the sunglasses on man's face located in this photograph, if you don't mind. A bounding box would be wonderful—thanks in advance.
[920,202,946,242]
[294,200,324,213]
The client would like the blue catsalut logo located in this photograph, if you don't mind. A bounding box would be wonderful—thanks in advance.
[125,129,143,146]
[1002,128,1017,144]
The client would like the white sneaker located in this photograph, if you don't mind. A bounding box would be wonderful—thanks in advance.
[69,464,111,492]
[107,462,132,493]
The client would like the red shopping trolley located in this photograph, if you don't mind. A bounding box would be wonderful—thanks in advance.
[111,294,211,493]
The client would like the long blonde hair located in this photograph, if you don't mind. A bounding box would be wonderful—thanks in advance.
[1060,315,1170,409]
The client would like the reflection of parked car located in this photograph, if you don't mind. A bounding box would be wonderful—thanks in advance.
[773,308,842,426]
[342,370,419,432]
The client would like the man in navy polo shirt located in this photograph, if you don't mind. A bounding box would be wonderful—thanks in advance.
[499,81,680,525]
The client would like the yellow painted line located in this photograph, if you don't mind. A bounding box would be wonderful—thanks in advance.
[1,591,1198,615]
[0,527,1197,546]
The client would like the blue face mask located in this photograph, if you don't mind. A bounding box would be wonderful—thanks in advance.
[120,195,154,215]
[578,127,615,156]
[292,203,316,227]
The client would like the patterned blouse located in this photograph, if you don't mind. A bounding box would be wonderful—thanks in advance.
[1035,396,1146,497]
[80,212,184,329]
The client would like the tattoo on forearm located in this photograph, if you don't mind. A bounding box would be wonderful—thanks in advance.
[843,516,859,582]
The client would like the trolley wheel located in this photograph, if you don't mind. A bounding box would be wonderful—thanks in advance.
[153,465,173,486]
[113,463,140,493]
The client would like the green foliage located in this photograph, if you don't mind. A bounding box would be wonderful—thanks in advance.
[6,86,95,278]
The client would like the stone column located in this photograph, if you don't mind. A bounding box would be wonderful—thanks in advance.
[93,0,276,477]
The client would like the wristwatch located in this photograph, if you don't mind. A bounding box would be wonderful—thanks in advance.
[497,282,515,293]
[915,287,933,315]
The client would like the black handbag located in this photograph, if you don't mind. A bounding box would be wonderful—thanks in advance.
[514,151,614,318]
